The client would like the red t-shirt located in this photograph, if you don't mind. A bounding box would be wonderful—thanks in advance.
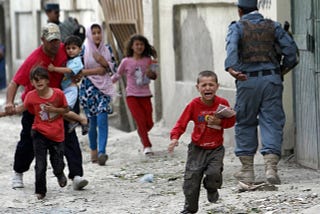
[170,96,236,149]
[13,43,67,100]
[24,88,68,142]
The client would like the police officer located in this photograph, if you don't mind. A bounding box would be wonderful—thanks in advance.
[44,3,61,25]
[44,3,85,43]
[225,0,298,185]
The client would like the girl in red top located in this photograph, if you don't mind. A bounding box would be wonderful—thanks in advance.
[168,70,235,214]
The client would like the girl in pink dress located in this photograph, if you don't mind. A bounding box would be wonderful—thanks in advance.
[112,34,157,155]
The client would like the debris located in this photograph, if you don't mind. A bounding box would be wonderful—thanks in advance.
[238,181,278,192]
[139,174,154,183]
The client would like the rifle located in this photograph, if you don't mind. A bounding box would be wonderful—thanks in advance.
[275,21,300,80]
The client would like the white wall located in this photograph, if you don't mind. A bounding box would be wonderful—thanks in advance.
[158,0,237,146]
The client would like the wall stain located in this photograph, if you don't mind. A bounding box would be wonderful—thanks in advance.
[258,0,272,9]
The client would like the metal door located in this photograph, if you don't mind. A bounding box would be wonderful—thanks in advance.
[292,0,320,169]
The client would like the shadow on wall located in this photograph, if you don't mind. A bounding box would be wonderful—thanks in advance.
[258,0,272,9]
[174,4,214,82]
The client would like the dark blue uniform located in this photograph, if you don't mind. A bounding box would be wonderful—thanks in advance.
[224,12,298,157]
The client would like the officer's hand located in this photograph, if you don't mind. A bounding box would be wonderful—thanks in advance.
[228,68,248,81]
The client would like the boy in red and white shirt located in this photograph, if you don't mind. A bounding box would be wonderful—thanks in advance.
[15,67,69,200]
[169,70,235,214]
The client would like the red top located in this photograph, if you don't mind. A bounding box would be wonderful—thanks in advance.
[13,43,67,100]
[170,96,236,149]
[24,88,68,142]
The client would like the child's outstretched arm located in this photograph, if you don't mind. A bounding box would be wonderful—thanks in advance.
[42,102,69,115]
[168,139,179,153]
[48,63,72,74]
[0,104,25,117]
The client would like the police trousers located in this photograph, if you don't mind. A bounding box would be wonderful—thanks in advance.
[234,71,285,156]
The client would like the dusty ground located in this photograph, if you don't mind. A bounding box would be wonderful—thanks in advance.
[0,99,320,213]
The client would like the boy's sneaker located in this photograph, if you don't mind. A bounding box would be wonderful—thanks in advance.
[98,153,108,166]
[57,173,67,187]
[143,147,154,155]
[207,189,219,203]
[36,193,46,200]
[72,176,88,190]
[12,172,24,189]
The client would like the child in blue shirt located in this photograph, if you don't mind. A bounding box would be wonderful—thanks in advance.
[48,35,88,135]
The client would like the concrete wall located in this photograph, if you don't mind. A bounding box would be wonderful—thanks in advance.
[0,0,11,85]
[158,0,238,147]
[142,0,162,122]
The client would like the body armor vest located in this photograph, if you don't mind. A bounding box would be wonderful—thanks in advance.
[239,19,277,63]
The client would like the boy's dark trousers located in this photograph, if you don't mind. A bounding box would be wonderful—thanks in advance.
[31,131,65,195]
[183,144,225,213]
[13,103,84,179]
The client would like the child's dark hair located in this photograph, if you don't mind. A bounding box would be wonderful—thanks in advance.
[197,70,218,84]
[124,34,157,58]
[30,67,49,81]
[64,35,83,48]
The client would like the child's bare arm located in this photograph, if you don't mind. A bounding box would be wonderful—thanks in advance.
[48,63,72,74]
[42,103,69,115]
[93,53,109,68]
[14,104,26,114]
[79,67,106,77]
[93,53,113,75]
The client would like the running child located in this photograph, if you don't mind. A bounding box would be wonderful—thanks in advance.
[48,35,89,135]
[7,67,68,200]
[168,70,236,213]
[111,34,158,155]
